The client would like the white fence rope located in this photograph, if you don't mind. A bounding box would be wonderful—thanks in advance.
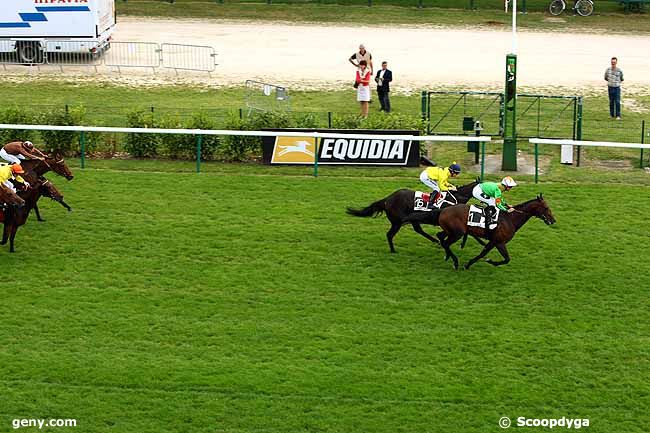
[529,138,650,150]
[0,124,492,142]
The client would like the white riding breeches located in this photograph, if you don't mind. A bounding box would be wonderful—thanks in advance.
[472,184,496,206]
[0,149,24,165]
[2,180,16,193]
[419,170,440,192]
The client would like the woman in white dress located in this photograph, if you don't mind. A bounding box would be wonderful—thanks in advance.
[356,60,371,118]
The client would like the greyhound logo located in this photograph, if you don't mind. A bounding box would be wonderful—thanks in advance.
[278,140,314,157]
[271,136,316,164]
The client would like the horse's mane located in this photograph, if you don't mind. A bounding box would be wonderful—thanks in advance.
[513,196,544,209]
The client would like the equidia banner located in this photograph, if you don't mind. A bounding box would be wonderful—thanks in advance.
[262,129,420,167]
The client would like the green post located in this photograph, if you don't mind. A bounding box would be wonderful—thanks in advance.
[313,136,319,177]
[420,91,430,134]
[534,143,539,184]
[79,131,86,169]
[480,141,485,181]
[576,96,583,167]
[641,120,645,168]
[196,135,202,173]
[502,54,517,171]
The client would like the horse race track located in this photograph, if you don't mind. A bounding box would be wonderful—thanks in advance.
[1,166,649,433]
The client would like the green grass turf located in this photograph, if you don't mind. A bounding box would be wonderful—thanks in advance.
[0,162,649,432]
[115,1,650,33]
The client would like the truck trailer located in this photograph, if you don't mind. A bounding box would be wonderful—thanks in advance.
[0,0,116,63]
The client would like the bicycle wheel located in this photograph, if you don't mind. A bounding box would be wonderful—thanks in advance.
[549,0,565,15]
[575,0,594,16]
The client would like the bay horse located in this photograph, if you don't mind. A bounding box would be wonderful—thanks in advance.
[0,184,25,210]
[346,178,481,253]
[436,194,556,270]
[21,155,73,221]
[1,177,70,253]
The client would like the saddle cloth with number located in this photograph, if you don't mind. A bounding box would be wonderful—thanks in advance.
[467,205,499,229]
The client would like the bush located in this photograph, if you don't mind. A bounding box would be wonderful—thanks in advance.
[124,110,160,158]
[0,106,37,144]
[39,105,85,155]
[217,115,259,162]
[187,113,220,161]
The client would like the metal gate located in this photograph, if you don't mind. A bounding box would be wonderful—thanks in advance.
[161,43,218,73]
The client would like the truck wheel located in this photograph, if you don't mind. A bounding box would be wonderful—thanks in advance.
[17,42,43,64]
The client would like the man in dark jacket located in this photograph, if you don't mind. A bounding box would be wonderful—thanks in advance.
[375,61,392,113]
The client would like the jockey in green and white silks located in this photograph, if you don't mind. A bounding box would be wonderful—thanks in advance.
[472,177,517,227]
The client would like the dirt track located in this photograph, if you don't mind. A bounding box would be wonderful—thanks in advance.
[113,17,650,91]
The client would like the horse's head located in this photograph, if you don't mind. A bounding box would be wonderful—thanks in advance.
[528,193,556,225]
[39,179,72,211]
[0,185,25,208]
[44,155,74,180]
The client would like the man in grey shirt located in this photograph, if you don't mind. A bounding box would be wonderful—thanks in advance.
[604,57,624,120]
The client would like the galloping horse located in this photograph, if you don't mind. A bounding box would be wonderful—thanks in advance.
[21,155,73,221]
[436,194,556,270]
[0,184,25,211]
[1,176,67,252]
[346,179,480,253]
[21,155,74,181]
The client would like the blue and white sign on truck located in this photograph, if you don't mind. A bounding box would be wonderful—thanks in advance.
[0,0,116,63]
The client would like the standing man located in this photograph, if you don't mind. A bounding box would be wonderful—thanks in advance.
[349,44,373,75]
[375,61,392,113]
[604,57,624,120]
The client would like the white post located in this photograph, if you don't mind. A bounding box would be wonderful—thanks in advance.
[512,0,517,54]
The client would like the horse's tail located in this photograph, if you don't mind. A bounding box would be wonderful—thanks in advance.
[346,198,386,218]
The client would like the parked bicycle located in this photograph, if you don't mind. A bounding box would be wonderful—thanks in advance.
[549,0,594,16]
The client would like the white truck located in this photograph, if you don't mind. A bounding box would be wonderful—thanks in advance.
[0,0,116,63]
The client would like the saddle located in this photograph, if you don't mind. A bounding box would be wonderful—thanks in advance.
[467,204,499,230]
[413,191,456,211]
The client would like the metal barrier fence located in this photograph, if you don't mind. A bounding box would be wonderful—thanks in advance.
[245,80,291,114]
[0,41,218,74]
[421,90,581,140]
[0,40,44,66]
[44,41,103,71]
[161,43,218,73]
[104,41,161,71]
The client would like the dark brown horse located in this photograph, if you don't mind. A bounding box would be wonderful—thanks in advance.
[1,177,70,253]
[0,184,25,210]
[21,155,73,221]
[346,179,481,253]
[21,155,74,181]
[435,194,556,269]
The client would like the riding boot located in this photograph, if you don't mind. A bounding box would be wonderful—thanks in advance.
[428,191,440,209]
[484,206,495,235]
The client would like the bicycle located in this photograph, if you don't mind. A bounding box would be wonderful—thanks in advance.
[549,0,594,16]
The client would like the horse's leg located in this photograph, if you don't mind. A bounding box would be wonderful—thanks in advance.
[411,223,439,246]
[464,241,495,270]
[460,232,469,249]
[436,231,446,243]
[34,203,45,222]
[471,234,487,247]
[486,243,511,267]
[9,225,18,253]
[1,223,9,245]
[441,232,463,270]
[386,221,401,253]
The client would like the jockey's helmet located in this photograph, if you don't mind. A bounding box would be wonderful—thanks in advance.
[23,141,34,150]
[449,162,461,175]
[501,176,517,188]
[11,164,24,174]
